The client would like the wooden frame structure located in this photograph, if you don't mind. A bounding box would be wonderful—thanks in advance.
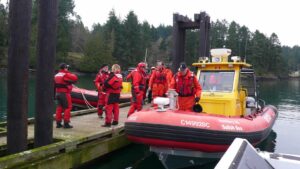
[172,12,210,72]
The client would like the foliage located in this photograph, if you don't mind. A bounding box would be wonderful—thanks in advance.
[0,1,8,67]
[0,0,299,77]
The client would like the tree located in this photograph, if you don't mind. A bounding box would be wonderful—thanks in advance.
[210,20,228,48]
[70,15,88,53]
[103,9,124,63]
[80,25,115,72]
[56,0,75,62]
[0,1,8,67]
[122,11,143,67]
[226,21,240,56]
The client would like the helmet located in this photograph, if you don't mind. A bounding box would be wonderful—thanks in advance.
[137,62,146,68]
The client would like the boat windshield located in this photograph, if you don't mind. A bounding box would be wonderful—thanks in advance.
[199,71,235,92]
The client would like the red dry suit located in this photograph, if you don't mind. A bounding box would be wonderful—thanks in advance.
[127,68,147,117]
[94,71,109,116]
[54,69,78,123]
[170,69,202,111]
[103,72,123,124]
[149,68,168,100]
[164,68,173,87]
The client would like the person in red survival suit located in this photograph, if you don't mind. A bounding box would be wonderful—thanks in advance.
[170,62,202,111]
[102,64,123,127]
[164,65,173,87]
[147,66,156,103]
[54,63,78,128]
[94,64,109,118]
[127,62,147,117]
[149,61,168,106]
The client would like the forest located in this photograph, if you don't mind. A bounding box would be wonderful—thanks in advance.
[0,0,300,77]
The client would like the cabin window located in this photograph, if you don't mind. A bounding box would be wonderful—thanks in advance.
[199,71,235,92]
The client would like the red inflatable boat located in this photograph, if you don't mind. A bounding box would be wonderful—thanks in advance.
[71,87,131,108]
[125,105,277,152]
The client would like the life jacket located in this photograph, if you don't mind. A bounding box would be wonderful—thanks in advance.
[130,69,146,92]
[94,72,109,92]
[174,71,196,97]
[153,70,167,84]
[54,70,77,93]
[104,73,123,93]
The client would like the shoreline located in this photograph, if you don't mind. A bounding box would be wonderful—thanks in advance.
[0,67,298,80]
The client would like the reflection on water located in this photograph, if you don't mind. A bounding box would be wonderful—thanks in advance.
[257,130,277,152]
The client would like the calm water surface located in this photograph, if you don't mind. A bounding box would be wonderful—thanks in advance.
[1,74,300,168]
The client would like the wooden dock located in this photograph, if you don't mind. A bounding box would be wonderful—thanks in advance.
[0,103,144,169]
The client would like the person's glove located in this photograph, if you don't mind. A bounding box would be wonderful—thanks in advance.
[195,97,200,102]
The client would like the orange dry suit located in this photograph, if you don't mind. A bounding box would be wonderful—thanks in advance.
[104,72,123,125]
[54,69,78,123]
[94,71,109,116]
[164,68,173,87]
[170,69,202,111]
[149,68,168,100]
[127,68,147,117]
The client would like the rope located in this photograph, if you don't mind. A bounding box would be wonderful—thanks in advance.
[73,85,95,109]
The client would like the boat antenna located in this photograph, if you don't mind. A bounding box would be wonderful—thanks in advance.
[244,38,248,62]
[144,48,148,65]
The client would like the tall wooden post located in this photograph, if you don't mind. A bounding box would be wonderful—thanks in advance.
[7,0,32,154]
[205,16,211,57]
[172,14,180,73]
[34,0,58,147]
[199,12,207,57]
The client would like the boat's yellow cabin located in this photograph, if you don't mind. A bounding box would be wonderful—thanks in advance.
[193,48,256,117]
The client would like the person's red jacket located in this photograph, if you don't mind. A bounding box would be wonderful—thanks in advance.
[130,69,146,94]
[170,69,202,97]
[104,73,123,94]
[94,72,109,92]
[54,69,78,93]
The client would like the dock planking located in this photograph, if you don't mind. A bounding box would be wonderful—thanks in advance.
[0,103,150,169]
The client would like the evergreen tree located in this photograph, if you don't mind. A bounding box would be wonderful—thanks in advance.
[123,11,143,67]
[80,25,115,72]
[226,21,240,56]
[56,0,75,62]
[210,20,228,48]
[104,9,124,62]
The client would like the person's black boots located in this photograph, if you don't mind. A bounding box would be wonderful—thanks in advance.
[101,123,111,127]
[56,121,63,128]
[64,122,73,129]
[112,121,118,125]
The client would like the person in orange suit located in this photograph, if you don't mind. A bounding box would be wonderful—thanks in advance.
[147,66,156,103]
[170,62,202,111]
[102,64,123,127]
[149,61,168,105]
[94,64,109,118]
[54,63,78,128]
[164,65,173,87]
[127,62,147,117]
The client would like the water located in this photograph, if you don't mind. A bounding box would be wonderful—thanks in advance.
[1,74,300,168]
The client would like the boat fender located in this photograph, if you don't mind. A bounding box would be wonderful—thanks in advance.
[193,103,203,113]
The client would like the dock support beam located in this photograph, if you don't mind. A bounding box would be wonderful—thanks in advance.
[34,0,58,147]
[172,12,211,72]
[7,0,32,154]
